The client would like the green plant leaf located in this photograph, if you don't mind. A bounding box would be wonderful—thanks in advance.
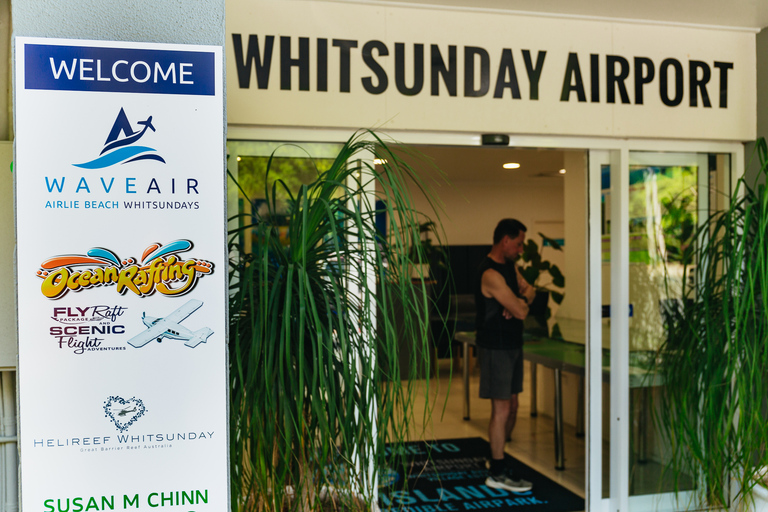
[550,291,564,304]
[549,265,565,288]
[227,131,450,511]
[539,232,563,251]
[520,267,537,286]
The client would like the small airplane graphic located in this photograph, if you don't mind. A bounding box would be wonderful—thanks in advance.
[127,299,213,349]
[100,111,156,155]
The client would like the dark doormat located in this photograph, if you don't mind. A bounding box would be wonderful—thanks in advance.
[380,437,584,512]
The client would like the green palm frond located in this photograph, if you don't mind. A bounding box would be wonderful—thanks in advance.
[654,138,768,509]
[228,131,447,512]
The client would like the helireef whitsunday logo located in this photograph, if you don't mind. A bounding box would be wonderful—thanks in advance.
[104,396,147,433]
[74,108,166,169]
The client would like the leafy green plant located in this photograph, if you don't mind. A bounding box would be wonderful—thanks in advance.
[518,233,565,309]
[228,132,443,512]
[654,139,768,509]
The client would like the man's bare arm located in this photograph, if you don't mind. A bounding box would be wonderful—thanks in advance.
[481,268,529,320]
[516,266,537,303]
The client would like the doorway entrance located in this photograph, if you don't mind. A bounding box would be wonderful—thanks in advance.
[226,132,742,512]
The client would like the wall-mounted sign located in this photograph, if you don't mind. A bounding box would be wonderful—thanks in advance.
[226,0,756,141]
[15,37,227,511]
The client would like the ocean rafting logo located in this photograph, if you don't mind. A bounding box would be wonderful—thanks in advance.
[37,240,213,299]
[127,299,213,349]
[74,108,166,169]
[104,396,147,433]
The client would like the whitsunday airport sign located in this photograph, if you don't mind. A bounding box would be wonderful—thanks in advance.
[15,37,228,511]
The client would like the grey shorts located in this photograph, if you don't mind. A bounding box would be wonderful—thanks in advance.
[479,347,524,399]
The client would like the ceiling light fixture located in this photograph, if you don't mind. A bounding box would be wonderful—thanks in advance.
[503,163,520,170]
[373,158,387,165]
[558,168,566,174]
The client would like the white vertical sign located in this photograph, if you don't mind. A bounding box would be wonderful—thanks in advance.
[15,37,228,511]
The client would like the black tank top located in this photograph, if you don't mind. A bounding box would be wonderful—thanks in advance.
[475,257,524,350]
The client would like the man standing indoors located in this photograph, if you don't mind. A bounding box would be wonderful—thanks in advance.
[475,219,536,492]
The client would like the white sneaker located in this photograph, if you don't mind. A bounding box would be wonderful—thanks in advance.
[485,472,533,492]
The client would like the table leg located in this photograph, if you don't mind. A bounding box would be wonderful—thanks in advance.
[637,387,648,463]
[530,363,538,417]
[554,368,565,470]
[576,376,585,437]
[463,340,470,420]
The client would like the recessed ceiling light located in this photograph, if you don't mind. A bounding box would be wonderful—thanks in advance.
[503,163,520,169]
[236,156,242,162]
[558,168,566,174]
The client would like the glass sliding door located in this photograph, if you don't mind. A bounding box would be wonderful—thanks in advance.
[625,151,730,512]
[594,149,733,512]
[226,140,344,253]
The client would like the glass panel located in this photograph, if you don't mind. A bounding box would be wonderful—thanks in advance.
[226,141,343,254]
[600,163,611,499]
[625,152,730,511]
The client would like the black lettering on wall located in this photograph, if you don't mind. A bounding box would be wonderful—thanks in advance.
[522,50,546,100]
[317,38,328,92]
[232,34,274,89]
[633,57,654,105]
[590,54,599,103]
[431,45,457,96]
[333,39,358,93]
[689,61,712,107]
[280,37,309,91]
[660,58,684,106]
[560,52,586,102]
[362,40,389,94]
[395,43,424,96]
[464,46,490,97]
[714,61,733,108]
[606,55,630,104]
[493,49,521,99]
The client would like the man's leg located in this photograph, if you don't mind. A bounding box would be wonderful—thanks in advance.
[486,395,532,492]
[504,394,519,442]
[489,398,511,460]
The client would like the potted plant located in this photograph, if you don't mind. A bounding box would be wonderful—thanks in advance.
[228,131,444,511]
[654,139,768,510]
[517,233,565,332]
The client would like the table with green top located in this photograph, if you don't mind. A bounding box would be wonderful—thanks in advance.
[453,331,660,470]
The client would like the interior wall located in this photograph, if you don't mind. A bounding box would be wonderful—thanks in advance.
[558,151,588,321]
[403,148,569,284]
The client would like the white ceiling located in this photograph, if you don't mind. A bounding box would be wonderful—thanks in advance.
[325,0,768,30]
[397,145,579,183]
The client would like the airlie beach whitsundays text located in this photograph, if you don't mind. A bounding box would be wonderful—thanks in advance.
[43,177,202,211]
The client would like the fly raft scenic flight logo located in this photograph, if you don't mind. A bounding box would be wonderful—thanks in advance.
[37,240,213,299]
[74,108,166,169]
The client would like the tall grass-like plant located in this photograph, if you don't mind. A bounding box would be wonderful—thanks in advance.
[655,139,768,509]
[228,132,444,512]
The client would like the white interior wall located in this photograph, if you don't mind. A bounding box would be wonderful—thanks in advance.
[402,149,568,277]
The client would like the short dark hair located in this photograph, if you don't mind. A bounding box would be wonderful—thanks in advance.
[493,218,527,244]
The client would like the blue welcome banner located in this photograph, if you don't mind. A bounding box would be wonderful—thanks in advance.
[25,44,215,95]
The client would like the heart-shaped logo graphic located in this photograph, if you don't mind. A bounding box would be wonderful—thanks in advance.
[103,396,147,432]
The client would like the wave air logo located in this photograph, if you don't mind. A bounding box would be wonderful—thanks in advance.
[36,239,214,299]
[104,396,147,433]
[74,108,166,169]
